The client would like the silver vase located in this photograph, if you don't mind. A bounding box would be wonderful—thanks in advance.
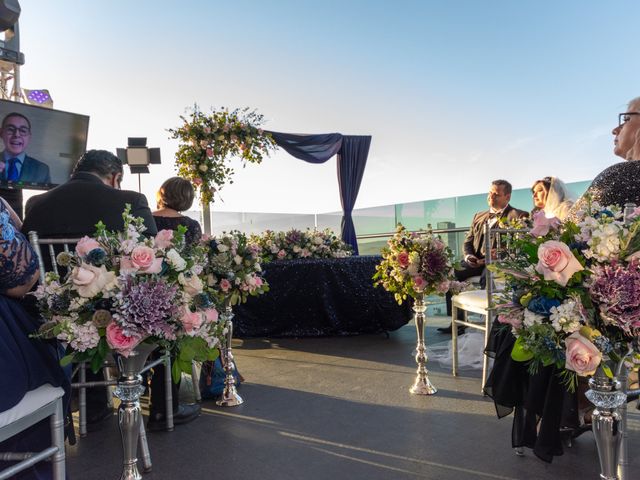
[410,293,437,395]
[585,366,627,480]
[216,305,244,407]
[113,342,156,480]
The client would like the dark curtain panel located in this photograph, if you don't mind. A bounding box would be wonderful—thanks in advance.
[267,131,343,164]
[337,136,371,255]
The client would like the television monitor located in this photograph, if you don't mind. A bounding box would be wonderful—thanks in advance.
[0,99,89,190]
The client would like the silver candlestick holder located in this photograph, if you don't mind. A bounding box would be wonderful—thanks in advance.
[216,305,244,407]
[410,293,437,395]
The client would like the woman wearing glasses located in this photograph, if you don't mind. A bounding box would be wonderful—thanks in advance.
[571,96,640,212]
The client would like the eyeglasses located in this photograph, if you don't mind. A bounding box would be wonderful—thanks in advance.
[618,112,640,127]
[3,125,31,136]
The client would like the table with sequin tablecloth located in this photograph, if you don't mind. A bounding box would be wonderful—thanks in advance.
[233,255,412,337]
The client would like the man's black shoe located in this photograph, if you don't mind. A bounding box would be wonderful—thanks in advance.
[436,325,466,335]
[86,407,113,432]
[147,403,201,432]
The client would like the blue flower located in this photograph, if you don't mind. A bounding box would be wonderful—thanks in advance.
[85,248,107,266]
[595,209,614,218]
[527,296,561,316]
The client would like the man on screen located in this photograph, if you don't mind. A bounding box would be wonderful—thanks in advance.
[0,112,51,184]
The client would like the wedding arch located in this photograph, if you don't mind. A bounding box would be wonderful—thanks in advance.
[266,131,371,255]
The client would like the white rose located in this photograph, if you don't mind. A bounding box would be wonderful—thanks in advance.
[178,273,204,296]
[166,249,187,271]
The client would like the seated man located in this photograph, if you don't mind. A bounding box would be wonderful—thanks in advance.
[439,179,528,334]
[22,149,200,430]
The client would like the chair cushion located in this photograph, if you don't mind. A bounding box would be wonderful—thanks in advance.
[452,289,489,310]
[0,384,64,428]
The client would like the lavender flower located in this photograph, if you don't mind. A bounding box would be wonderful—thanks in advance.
[114,278,180,339]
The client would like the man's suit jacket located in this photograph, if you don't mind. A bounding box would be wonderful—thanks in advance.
[1,153,51,184]
[463,205,528,259]
[22,172,157,240]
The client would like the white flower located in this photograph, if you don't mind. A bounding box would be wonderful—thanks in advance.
[217,244,229,253]
[166,248,187,271]
[549,300,583,333]
[523,309,545,327]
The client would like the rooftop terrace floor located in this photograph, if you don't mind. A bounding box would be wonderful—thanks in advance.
[66,316,640,480]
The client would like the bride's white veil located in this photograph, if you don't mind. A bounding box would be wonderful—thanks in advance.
[544,177,574,220]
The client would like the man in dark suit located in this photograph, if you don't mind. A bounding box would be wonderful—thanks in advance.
[439,179,529,334]
[22,149,200,431]
[0,112,51,184]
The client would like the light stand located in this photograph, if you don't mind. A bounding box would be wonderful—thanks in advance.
[116,138,161,193]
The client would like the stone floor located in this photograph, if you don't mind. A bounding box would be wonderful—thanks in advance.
[66,316,640,479]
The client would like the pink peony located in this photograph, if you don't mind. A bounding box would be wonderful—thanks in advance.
[413,276,426,291]
[220,278,232,292]
[397,251,410,268]
[564,332,602,376]
[535,240,583,286]
[106,322,141,357]
[181,309,203,333]
[154,229,174,249]
[76,236,101,257]
[70,263,118,298]
[530,210,561,237]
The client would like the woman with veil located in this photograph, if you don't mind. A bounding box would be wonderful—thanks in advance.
[531,176,574,220]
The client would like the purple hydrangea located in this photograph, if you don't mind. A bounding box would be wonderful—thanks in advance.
[114,278,180,339]
[590,260,640,334]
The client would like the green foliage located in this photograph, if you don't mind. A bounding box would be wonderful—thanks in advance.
[169,106,277,204]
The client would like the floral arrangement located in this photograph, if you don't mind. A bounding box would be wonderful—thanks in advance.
[201,230,269,307]
[33,206,224,381]
[250,228,352,263]
[373,224,463,304]
[169,106,277,204]
[491,204,640,388]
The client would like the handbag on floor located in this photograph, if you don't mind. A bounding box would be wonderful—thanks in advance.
[199,357,242,399]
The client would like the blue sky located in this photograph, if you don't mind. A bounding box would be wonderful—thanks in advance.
[18,1,640,213]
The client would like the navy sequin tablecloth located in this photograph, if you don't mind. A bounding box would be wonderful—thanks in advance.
[233,255,412,337]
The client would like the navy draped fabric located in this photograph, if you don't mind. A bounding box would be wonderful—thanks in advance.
[267,131,343,164]
[267,131,372,253]
[337,136,370,255]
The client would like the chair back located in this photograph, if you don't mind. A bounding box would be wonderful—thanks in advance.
[27,232,80,283]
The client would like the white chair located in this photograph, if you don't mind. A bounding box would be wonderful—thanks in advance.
[0,384,66,480]
[451,224,525,392]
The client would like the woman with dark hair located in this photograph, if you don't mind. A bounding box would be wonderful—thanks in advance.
[531,176,574,220]
[0,196,70,479]
[153,177,202,246]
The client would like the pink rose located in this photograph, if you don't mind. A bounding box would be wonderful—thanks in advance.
[203,308,219,324]
[154,229,174,249]
[181,309,203,333]
[413,276,426,291]
[564,332,602,376]
[106,322,141,357]
[206,147,213,157]
[535,240,583,286]
[530,210,561,237]
[397,251,410,268]
[277,249,286,260]
[121,247,163,274]
[76,236,101,257]
[436,280,450,294]
[255,277,263,287]
[193,177,203,186]
[220,278,232,292]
